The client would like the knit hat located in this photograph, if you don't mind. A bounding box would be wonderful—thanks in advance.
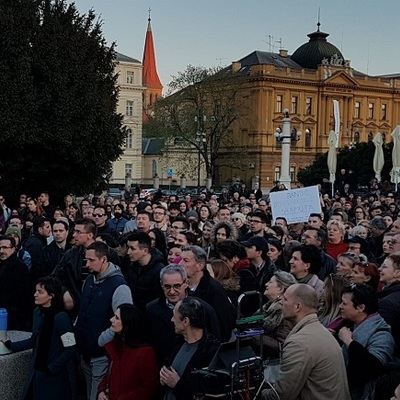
[5,226,22,242]
[186,210,199,221]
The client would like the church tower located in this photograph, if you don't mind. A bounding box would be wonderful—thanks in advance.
[142,9,163,121]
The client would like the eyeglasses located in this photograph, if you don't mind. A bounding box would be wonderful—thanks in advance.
[301,233,317,240]
[153,211,165,215]
[93,213,105,218]
[171,225,184,229]
[249,220,262,224]
[0,246,13,250]
[162,282,185,292]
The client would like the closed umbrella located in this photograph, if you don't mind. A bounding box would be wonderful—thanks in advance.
[390,126,400,193]
[327,130,337,198]
[372,132,385,183]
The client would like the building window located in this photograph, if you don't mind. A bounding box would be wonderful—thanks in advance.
[382,133,386,143]
[126,101,134,116]
[276,95,283,113]
[368,132,373,142]
[354,131,360,143]
[381,104,387,120]
[151,160,157,177]
[290,167,296,182]
[125,163,132,178]
[274,166,281,182]
[368,103,374,119]
[291,96,298,114]
[126,71,134,84]
[126,129,133,148]
[305,129,311,149]
[305,97,312,115]
[355,101,361,119]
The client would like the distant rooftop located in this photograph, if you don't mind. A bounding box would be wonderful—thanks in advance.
[142,138,164,155]
[116,52,141,64]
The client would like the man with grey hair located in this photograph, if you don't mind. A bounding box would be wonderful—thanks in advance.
[146,264,221,363]
[262,284,350,400]
[369,216,388,259]
[179,245,234,342]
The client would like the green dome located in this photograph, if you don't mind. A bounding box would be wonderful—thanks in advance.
[291,26,344,69]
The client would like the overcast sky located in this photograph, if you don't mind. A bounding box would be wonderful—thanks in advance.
[72,0,400,90]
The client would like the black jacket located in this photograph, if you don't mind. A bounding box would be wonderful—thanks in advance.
[146,293,221,364]
[23,232,47,280]
[165,332,220,400]
[122,249,165,310]
[0,253,32,330]
[39,241,72,277]
[192,269,234,342]
[378,282,400,357]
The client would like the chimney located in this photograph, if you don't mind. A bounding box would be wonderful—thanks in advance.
[279,49,288,58]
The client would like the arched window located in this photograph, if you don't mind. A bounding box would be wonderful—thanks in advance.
[151,160,158,177]
[354,131,360,143]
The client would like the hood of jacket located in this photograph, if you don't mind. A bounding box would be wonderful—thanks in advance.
[210,219,238,245]
[93,262,124,284]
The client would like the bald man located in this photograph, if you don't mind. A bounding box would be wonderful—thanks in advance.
[262,284,350,400]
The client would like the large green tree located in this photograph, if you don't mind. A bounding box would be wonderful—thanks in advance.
[0,0,124,199]
[298,141,394,187]
[144,65,251,185]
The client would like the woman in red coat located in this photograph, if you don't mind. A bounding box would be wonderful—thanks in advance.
[98,304,159,400]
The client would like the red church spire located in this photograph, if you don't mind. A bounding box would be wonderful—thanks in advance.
[142,9,162,121]
[142,10,162,89]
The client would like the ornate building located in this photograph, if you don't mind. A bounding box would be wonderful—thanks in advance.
[216,23,400,190]
[111,52,144,186]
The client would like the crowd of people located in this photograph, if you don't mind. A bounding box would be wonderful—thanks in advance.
[0,178,400,399]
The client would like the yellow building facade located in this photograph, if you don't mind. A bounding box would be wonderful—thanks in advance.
[111,52,144,186]
[217,26,400,191]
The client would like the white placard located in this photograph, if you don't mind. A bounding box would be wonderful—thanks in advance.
[269,186,322,224]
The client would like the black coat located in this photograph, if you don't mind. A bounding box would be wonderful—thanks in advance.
[378,282,400,357]
[146,293,221,364]
[0,253,32,330]
[165,332,220,400]
[39,241,72,277]
[12,307,76,400]
[23,232,47,280]
[122,249,165,310]
[192,270,234,342]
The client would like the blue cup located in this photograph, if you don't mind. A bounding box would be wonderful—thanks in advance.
[0,308,8,331]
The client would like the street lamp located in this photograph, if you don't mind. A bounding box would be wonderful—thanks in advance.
[195,113,206,188]
[274,109,301,189]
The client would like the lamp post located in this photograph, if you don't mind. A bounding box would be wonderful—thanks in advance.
[274,109,301,189]
[195,113,206,188]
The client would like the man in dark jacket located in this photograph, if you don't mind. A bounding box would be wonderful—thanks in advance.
[124,231,165,310]
[160,297,220,400]
[146,264,221,364]
[0,236,31,330]
[23,216,52,281]
[179,245,234,342]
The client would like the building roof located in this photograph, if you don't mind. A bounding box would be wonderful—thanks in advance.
[291,24,344,69]
[142,16,162,88]
[238,50,302,70]
[116,52,141,64]
[142,138,164,155]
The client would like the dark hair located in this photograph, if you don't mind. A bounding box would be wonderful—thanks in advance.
[177,230,197,246]
[36,276,64,311]
[94,205,107,214]
[137,210,153,221]
[32,216,51,233]
[75,218,97,237]
[352,262,380,290]
[0,235,16,248]
[177,297,206,330]
[52,219,69,231]
[127,231,151,249]
[86,241,110,259]
[304,226,326,246]
[216,239,246,260]
[149,228,168,256]
[292,244,321,275]
[342,284,378,315]
[250,211,268,224]
[173,216,190,230]
[270,225,285,241]
[116,304,147,348]
[309,213,323,220]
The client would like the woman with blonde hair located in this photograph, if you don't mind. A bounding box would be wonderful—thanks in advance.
[336,252,361,279]
[318,274,349,326]
[326,220,348,260]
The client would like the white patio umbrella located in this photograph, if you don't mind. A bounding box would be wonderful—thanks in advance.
[372,132,385,183]
[390,126,400,192]
[327,131,337,198]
